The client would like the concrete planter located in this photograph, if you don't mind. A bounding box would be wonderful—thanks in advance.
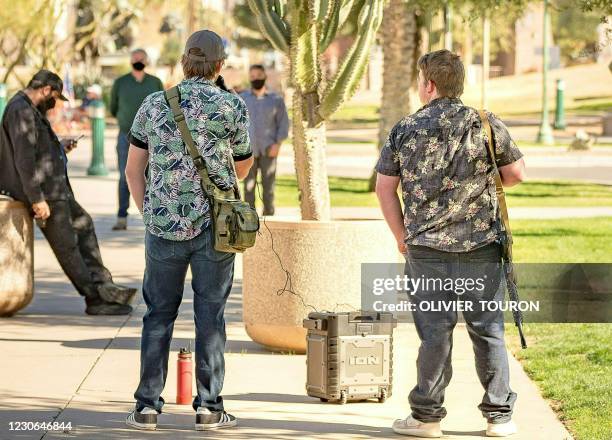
[243,217,402,353]
[0,200,34,317]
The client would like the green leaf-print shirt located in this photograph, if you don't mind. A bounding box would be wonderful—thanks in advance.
[129,77,252,241]
[376,97,523,252]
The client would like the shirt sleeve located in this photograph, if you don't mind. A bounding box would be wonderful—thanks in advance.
[231,97,252,161]
[274,95,289,144]
[375,125,401,176]
[486,111,523,167]
[128,97,150,150]
[6,105,45,204]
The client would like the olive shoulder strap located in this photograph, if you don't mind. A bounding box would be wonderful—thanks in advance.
[164,86,235,200]
[479,110,513,259]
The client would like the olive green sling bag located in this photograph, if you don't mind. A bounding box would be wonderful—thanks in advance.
[165,86,259,253]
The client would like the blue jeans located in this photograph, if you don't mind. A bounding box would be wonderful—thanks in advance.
[116,131,130,218]
[405,242,517,424]
[134,226,235,413]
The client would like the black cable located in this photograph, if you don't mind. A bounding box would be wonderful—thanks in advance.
[255,180,318,313]
[253,180,359,314]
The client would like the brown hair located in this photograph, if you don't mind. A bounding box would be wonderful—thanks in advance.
[181,48,218,79]
[249,64,265,73]
[417,50,465,98]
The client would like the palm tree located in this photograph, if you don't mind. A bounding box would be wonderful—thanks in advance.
[368,0,421,191]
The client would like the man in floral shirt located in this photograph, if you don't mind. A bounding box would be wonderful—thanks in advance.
[124,30,253,431]
[376,50,525,438]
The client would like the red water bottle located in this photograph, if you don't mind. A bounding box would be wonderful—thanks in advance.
[176,344,193,405]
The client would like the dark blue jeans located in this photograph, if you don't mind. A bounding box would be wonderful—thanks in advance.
[405,242,517,424]
[134,226,235,413]
[116,131,130,218]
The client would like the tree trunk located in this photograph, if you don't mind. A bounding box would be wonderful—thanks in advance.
[368,0,419,191]
[292,90,331,221]
[464,22,473,66]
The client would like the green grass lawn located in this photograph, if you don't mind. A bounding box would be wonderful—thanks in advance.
[512,217,612,263]
[506,181,612,208]
[328,104,380,128]
[508,217,612,440]
[506,323,612,440]
[572,99,612,113]
[326,97,612,129]
[271,176,612,208]
[274,175,376,207]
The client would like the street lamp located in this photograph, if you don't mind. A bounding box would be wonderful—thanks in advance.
[536,0,554,145]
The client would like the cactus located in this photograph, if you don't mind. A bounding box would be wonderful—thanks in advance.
[247,0,384,220]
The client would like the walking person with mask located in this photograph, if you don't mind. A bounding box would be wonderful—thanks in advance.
[124,30,253,431]
[239,64,289,215]
[375,50,526,437]
[0,70,136,315]
[110,48,163,231]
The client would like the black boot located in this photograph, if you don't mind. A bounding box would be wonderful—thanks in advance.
[85,296,133,315]
[97,282,137,305]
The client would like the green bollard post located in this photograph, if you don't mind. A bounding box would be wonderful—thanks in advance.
[87,99,109,176]
[554,78,566,129]
[0,84,7,120]
[536,0,554,145]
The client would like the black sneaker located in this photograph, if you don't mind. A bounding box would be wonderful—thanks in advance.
[97,282,137,305]
[112,217,128,231]
[126,407,157,430]
[195,408,237,430]
[85,297,132,315]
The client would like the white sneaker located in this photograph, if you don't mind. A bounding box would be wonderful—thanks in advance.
[195,407,237,430]
[392,415,442,437]
[486,420,517,437]
[125,407,157,430]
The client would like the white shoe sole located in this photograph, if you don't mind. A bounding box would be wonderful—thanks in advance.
[392,426,442,438]
[195,419,238,431]
[486,430,517,437]
[126,419,156,431]
[486,422,517,437]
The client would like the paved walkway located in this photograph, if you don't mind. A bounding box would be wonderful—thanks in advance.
[0,135,574,439]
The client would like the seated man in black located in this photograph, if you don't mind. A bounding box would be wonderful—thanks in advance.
[0,70,135,315]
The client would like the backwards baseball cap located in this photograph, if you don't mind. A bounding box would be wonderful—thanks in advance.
[28,70,68,101]
[184,30,227,63]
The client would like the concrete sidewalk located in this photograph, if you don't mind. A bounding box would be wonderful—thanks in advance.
[0,151,573,439]
[0,219,572,440]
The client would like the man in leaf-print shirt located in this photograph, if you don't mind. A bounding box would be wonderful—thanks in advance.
[376,50,525,438]
[124,30,253,431]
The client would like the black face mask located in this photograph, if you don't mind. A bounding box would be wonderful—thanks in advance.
[38,96,56,113]
[250,79,266,90]
[132,62,146,71]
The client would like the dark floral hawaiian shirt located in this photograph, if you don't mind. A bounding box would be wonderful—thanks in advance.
[376,97,523,252]
[129,77,251,241]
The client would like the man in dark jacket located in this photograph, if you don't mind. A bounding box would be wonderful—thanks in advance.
[0,70,136,315]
